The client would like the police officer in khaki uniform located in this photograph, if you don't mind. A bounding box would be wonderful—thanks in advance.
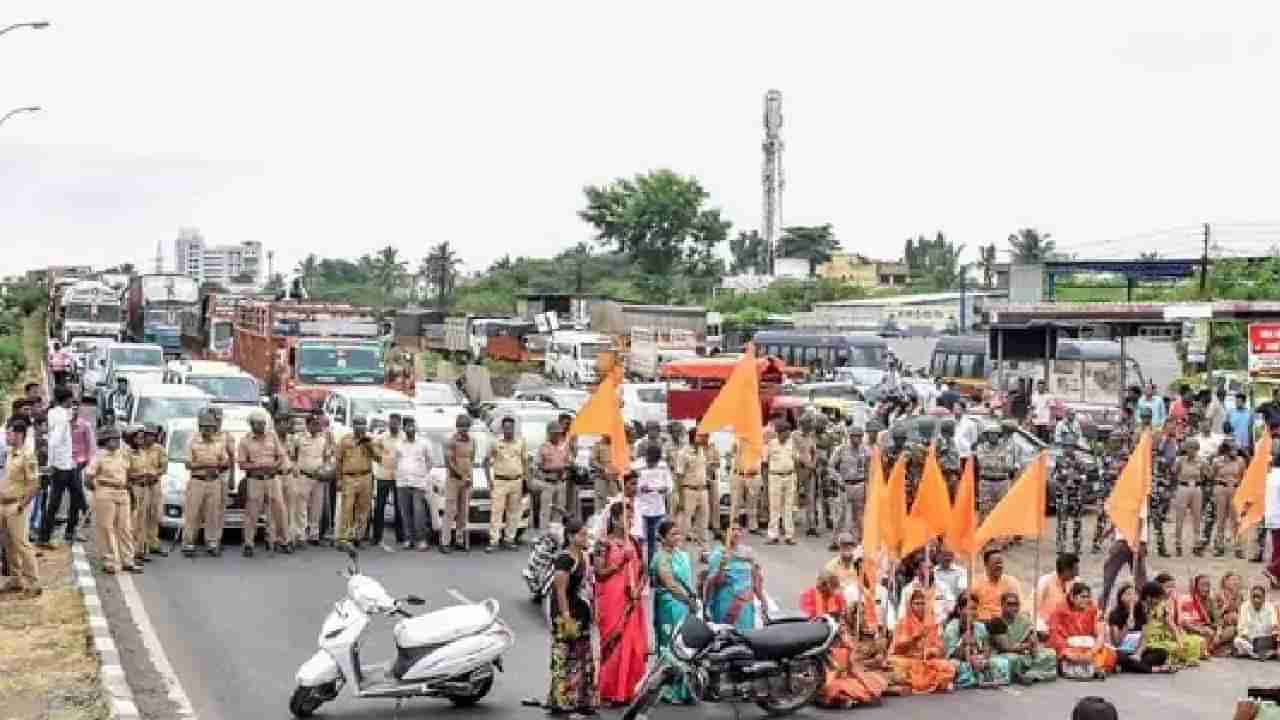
[335,416,376,551]
[182,411,231,557]
[128,424,168,564]
[590,433,618,506]
[729,437,763,534]
[0,420,41,596]
[290,414,334,547]
[238,410,289,557]
[675,432,717,546]
[1169,438,1209,557]
[86,426,141,574]
[208,406,237,541]
[441,414,475,553]
[765,422,798,545]
[485,416,527,553]
[793,417,819,536]
[830,428,871,548]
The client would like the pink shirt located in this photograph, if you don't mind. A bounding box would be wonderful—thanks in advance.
[71,418,96,465]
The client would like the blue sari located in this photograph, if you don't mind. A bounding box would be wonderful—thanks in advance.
[652,547,695,703]
[705,543,760,630]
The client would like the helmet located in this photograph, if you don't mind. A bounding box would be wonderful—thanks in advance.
[546,420,562,435]
[198,410,218,428]
[865,418,884,434]
[775,420,792,433]
[814,414,828,430]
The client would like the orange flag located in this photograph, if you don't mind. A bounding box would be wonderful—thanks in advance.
[568,366,629,474]
[975,451,1049,546]
[881,455,910,559]
[697,345,764,472]
[861,447,885,586]
[1235,431,1272,538]
[1102,431,1152,546]
[945,457,979,558]
[911,444,953,536]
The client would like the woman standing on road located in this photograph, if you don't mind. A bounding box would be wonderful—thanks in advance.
[595,501,648,706]
[705,516,767,630]
[651,519,696,704]
[547,518,598,717]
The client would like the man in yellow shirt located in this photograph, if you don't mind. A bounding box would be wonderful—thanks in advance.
[0,420,41,596]
[765,422,798,545]
[970,548,1025,622]
[127,424,168,564]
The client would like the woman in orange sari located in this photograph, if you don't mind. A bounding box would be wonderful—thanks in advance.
[802,572,890,708]
[1047,581,1116,679]
[888,587,956,694]
[594,501,649,705]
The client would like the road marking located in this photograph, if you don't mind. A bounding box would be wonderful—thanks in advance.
[446,587,475,604]
[117,574,199,719]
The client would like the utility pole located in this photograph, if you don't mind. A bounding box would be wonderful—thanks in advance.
[761,89,784,276]
[959,272,967,335]
[1200,222,1210,295]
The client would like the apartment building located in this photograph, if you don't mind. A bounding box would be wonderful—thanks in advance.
[174,228,263,288]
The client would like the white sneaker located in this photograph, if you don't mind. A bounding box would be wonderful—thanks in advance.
[380,542,395,553]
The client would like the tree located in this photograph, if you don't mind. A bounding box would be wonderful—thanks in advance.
[294,253,320,294]
[579,169,731,276]
[422,242,462,307]
[729,229,770,275]
[778,224,840,277]
[1007,228,1055,264]
[977,243,998,288]
[903,232,964,290]
[369,245,408,296]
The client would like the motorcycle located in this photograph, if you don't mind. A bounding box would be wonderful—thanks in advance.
[622,607,837,720]
[289,550,515,718]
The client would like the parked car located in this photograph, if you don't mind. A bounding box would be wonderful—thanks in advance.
[319,387,416,439]
[620,382,668,427]
[412,382,469,425]
[117,383,211,430]
[164,359,261,406]
[475,399,556,424]
[418,421,532,539]
[512,387,590,413]
[159,412,275,539]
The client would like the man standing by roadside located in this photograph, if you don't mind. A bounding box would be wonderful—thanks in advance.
[69,400,94,537]
[127,424,167,564]
[0,420,41,596]
[395,417,434,551]
[290,414,333,548]
[85,427,140,575]
[370,413,404,553]
[239,411,288,557]
[183,411,230,557]
[1030,380,1053,442]
[830,428,870,548]
[675,431,715,547]
[485,416,526,553]
[535,421,570,537]
[765,421,798,546]
[1138,383,1167,429]
[1228,393,1253,451]
[48,342,71,388]
[37,386,78,549]
[334,416,376,553]
[441,414,474,553]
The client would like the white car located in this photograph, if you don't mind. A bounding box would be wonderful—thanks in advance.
[68,337,112,378]
[476,399,555,425]
[417,422,532,539]
[163,360,261,406]
[159,413,276,538]
[90,342,165,400]
[620,382,668,427]
[412,382,469,425]
[119,383,212,429]
[319,387,417,440]
[512,387,589,413]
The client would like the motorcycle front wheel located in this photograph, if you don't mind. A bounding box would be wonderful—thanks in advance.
[622,665,671,720]
[755,656,823,716]
[288,685,327,718]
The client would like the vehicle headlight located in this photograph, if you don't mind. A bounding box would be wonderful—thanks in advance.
[672,632,696,661]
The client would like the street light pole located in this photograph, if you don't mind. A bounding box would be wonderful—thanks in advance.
[0,105,41,126]
[0,21,51,37]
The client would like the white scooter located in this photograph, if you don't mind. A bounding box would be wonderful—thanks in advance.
[289,550,515,718]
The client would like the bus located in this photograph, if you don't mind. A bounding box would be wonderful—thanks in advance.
[750,330,888,383]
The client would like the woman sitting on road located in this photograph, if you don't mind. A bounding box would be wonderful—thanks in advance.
[943,591,1011,688]
[1215,572,1244,656]
[805,571,890,707]
[1178,574,1222,659]
[1139,580,1200,670]
[1047,582,1116,679]
[1107,582,1171,674]
[989,590,1058,684]
[1234,580,1280,659]
[887,586,957,694]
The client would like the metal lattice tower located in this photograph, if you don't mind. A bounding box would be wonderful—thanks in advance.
[762,89,784,275]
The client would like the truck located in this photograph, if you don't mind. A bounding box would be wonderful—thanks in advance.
[442,315,508,362]
[126,274,200,356]
[58,280,123,345]
[232,300,391,414]
[589,302,723,355]
[625,327,699,380]
[181,293,247,361]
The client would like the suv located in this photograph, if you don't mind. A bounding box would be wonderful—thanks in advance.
[159,413,275,540]
[320,387,416,439]
[118,383,212,430]
[164,359,261,406]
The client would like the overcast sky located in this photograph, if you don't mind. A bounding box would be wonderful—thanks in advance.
[4,1,1280,279]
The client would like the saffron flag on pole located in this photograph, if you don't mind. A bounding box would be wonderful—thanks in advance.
[975,451,1049,546]
[945,457,980,558]
[881,454,910,559]
[1234,431,1272,538]
[861,447,884,575]
[901,443,952,556]
[567,366,629,474]
[697,345,765,473]
[1102,431,1152,547]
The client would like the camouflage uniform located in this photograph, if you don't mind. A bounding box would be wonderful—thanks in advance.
[1092,431,1130,553]
[1054,446,1088,555]
[975,430,1014,521]
[793,420,820,536]
[813,416,841,536]
[936,419,962,501]
[1149,431,1177,557]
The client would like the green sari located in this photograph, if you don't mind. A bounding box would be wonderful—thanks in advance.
[652,547,695,703]
[1142,599,1202,665]
[992,612,1058,683]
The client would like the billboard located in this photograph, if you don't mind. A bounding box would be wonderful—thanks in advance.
[1248,323,1280,374]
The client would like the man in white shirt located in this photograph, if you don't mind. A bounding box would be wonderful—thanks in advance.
[1030,380,1052,442]
[897,560,956,621]
[954,401,981,458]
[393,418,434,551]
[38,386,77,547]
[633,443,671,560]
[933,548,969,601]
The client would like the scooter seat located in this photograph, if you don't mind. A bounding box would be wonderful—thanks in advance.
[394,599,499,650]
[737,621,829,661]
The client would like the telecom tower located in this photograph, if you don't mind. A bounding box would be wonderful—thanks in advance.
[154,238,164,274]
[761,89,784,275]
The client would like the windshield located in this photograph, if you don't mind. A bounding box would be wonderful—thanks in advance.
[66,305,121,322]
[185,376,258,404]
[168,429,194,462]
[580,343,609,359]
[141,276,199,303]
[297,343,384,383]
[135,397,210,426]
[350,398,415,420]
[838,345,886,369]
[633,388,667,404]
[416,385,464,405]
[145,309,177,325]
[110,347,163,368]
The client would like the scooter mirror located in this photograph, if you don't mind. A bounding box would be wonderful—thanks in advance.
[405,595,426,606]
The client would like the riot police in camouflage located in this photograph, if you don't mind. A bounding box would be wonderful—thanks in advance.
[936,418,962,500]
[1054,442,1088,555]
[813,415,840,536]
[975,426,1014,521]
[1092,428,1130,554]
[1149,419,1178,557]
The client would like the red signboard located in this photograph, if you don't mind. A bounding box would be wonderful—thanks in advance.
[1248,323,1280,374]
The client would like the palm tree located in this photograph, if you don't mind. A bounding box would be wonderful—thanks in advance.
[369,245,408,297]
[569,242,592,293]
[1007,228,1055,264]
[423,242,462,307]
[294,253,320,294]
[978,243,998,288]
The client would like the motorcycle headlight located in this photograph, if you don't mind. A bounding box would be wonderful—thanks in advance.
[672,631,696,661]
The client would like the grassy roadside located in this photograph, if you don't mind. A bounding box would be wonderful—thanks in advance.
[0,310,109,720]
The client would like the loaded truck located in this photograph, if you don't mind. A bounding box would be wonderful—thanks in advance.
[625,327,699,380]
[181,293,247,361]
[126,274,199,357]
[232,299,391,414]
[56,280,123,344]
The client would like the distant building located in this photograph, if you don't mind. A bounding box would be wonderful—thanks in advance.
[815,254,909,287]
[773,257,811,279]
[174,228,263,288]
[811,290,1008,333]
[27,265,93,284]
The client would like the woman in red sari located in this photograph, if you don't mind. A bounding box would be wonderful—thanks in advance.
[594,501,650,706]
[1047,581,1116,679]
[802,571,890,707]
